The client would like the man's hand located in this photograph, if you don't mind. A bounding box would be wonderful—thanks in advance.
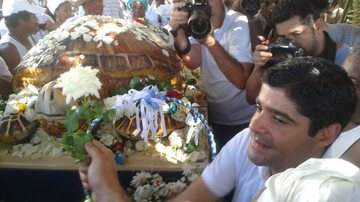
[169,2,189,31]
[253,36,273,68]
[79,140,130,202]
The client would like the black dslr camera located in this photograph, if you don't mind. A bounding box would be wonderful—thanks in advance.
[264,37,304,68]
[180,0,211,39]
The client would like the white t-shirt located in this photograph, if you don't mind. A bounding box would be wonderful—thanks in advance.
[201,128,267,202]
[0,34,34,59]
[190,8,255,125]
[322,126,360,158]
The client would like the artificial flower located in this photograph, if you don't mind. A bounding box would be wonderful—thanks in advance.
[54,65,102,104]
[131,171,152,187]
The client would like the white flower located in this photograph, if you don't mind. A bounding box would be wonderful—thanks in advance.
[103,96,117,110]
[131,171,152,187]
[54,65,102,104]
[167,181,187,195]
[135,140,149,152]
[133,184,153,202]
[168,130,184,148]
[99,134,115,146]
[83,34,92,42]
[162,49,169,57]
[52,30,70,42]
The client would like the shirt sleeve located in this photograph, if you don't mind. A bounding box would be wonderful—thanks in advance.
[201,129,250,197]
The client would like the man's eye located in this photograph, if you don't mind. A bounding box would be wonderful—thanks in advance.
[273,115,288,124]
[255,104,262,112]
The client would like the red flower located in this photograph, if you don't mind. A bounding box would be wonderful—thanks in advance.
[166,90,182,99]
[114,141,124,151]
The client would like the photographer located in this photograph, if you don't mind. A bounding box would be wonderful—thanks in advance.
[169,0,254,150]
[246,0,351,104]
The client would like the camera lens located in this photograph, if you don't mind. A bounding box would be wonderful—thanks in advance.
[188,10,211,39]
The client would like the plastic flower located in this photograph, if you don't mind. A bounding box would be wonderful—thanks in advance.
[54,65,102,104]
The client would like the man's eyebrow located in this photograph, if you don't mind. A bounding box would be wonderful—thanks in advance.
[255,98,297,124]
[268,107,297,124]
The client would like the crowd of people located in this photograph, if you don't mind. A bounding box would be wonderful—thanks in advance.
[0,0,360,201]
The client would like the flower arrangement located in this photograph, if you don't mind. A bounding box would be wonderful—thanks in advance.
[125,150,207,202]
[53,64,104,161]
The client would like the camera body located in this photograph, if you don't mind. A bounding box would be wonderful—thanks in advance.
[264,37,304,68]
[268,42,304,58]
[180,0,211,39]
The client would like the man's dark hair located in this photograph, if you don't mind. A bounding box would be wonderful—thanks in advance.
[4,11,33,29]
[272,0,321,25]
[262,57,357,137]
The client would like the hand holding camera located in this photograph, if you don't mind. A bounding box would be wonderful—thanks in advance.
[254,36,304,69]
[170,0,211,39]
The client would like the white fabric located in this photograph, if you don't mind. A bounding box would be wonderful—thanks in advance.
[103,0,125,18]
[0,19,8,37]
[322,125,360,158]
[146,3,171,27]
[327,23,360,47]
[2,0,46,16]
[47,0,69,15]
[201,128,266,202]
[258,158,360,202]
[0,56,12,81]
[190,8,255,125]
[32,13,55,43]
[0,34,33,59]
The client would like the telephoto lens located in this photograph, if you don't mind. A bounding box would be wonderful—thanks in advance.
[179,0,211,39]
[188,9,211,39]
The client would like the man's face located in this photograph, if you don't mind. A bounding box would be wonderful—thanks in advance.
[343,56,360,123]
[56,2,74,24]
[275,15,319,56]
[247,84,321,174]
[26,13,40,34]
[208,0,224,22]
[83,0,104,15]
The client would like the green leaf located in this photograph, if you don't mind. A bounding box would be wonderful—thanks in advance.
[65,110,79,133]
[115,86,129,95]
[187,143,196,153]
[83,134,94,142]
[103,109,116,122]
[62,133,74,146]
[77,106,91,119]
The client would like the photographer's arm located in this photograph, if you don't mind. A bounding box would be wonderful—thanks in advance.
[201,35,253,89]
[246,40,272,104]
[170,2,202,70]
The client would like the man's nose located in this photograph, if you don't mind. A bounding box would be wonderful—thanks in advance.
[249,112,268,134]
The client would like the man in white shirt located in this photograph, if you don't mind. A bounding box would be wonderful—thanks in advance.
[78,57,358,201]
[323,43,360,167]
[0,0,45,74]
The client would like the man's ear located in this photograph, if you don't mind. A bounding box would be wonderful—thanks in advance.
[314,18,324,31]
[316,123,342,148]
